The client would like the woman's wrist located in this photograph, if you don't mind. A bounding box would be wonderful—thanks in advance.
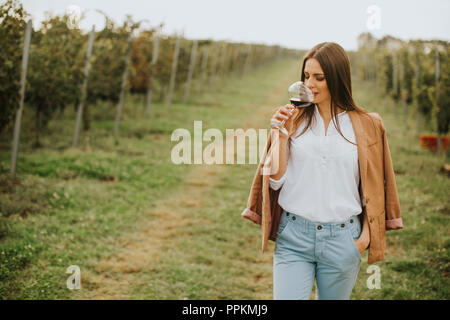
[279,134,290,144]
[270,128,289,142]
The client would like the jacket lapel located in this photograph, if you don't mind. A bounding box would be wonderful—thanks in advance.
[348,110,368,198]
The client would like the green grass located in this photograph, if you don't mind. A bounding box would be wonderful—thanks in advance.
[0,58,449,299]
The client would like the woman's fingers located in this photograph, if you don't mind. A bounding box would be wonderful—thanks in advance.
[271,104,296,124]
[278,105,295,119]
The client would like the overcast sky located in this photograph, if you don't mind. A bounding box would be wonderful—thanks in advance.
[20,0,450,50]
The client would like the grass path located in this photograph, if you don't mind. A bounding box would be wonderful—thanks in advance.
[79,165,227,299]
[74,61,299,299]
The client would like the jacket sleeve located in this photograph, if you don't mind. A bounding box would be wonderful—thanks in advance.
[241,129,274,226]
[380,119,403,230]
[269,174,286,191]
[241,159,264,225]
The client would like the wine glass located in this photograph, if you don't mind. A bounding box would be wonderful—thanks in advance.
[271,81,314,135]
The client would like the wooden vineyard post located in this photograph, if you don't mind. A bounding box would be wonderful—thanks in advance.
[208,42,220,91]
[73,25,95,148]
[266,46,273,64]
[114,33,133,144]
[415,50,422,136]
[363,51,368,81]
[145,28,160,116]
[435,48,441,154]
[218,42,227,84]
[166,35,181,107]
[400,59,408,127]
[224,44,233,76]
[243,44,252,77]
[393,51,398,117]
[10,19,32,180]
[183,39,198,103]
[197,45,209,95]
[235,44,243,73]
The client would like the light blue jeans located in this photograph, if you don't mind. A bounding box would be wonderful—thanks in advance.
[273,209,362,300]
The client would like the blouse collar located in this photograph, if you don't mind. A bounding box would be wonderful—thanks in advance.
[313,103,347,118]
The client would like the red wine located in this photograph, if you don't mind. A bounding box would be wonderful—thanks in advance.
[290,98,311,108]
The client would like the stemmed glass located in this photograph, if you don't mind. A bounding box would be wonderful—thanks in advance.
[271,81,314,135]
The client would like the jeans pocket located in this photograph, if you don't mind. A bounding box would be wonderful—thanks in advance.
[277,213,290,238]
[350,218,362,239]
[347,229,361,259]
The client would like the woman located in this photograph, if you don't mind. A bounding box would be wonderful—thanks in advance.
[241,42,403,300]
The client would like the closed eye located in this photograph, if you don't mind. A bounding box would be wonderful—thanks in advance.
[304,74,325,81]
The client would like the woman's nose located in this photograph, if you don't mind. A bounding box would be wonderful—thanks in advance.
[305,80,314,91]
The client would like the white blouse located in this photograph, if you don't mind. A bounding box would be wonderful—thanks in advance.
[269,104,363,223]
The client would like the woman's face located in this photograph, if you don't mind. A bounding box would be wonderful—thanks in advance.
[303,58,331,105]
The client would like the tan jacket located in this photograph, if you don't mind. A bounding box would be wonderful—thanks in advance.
[241,108,403,264]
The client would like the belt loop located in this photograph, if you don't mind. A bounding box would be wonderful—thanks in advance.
[330,224,335,237]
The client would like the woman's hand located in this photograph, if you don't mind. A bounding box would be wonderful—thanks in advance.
[354,214,370,255]
[270,104,300,138]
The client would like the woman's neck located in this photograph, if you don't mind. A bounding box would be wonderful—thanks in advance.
[317,100,332,120]
[317,100,345,120]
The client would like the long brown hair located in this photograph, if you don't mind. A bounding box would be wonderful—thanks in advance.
[292,42,369,145]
